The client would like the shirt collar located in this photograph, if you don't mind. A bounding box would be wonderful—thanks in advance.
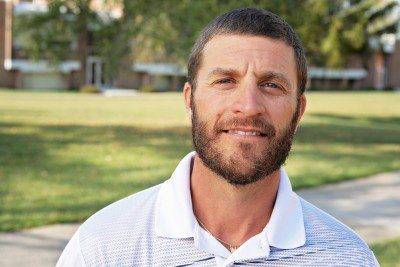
[155,151,196,238]
[266,168,305,249]
[155,151,305,249]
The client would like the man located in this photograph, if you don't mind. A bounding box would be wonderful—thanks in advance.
[57,8,378,266]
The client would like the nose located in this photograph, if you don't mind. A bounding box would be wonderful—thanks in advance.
[231,82,266,116]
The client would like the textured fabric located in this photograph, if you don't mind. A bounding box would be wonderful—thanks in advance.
[61,189,377,266]
[232,199,377,266]
[154,151,305,264]
[57,152,378,266]
[78,185,215,266]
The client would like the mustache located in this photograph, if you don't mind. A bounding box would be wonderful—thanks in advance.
[214,117,276,137]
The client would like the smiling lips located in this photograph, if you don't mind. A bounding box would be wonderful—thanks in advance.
[222,127,268,138]
[226,130,266,136]
[216,119,275,138]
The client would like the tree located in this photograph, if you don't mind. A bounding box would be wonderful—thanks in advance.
[127,0,307,64]
[129,0,399,69]
[14,0,400,84]
[320,0,399,68]
[14,0,131,87]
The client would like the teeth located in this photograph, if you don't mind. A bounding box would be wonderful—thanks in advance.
[228,130,261,136]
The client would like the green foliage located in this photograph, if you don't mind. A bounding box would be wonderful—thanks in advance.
[322,18,345,68]
[92,19,132,85]
[14,0,98,62]
[319,0,398,68]
[0,90,399,231]
[127,0,399,68]
[128,0,308,64]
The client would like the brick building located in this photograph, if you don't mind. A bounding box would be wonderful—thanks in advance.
[0,0,83,90]
[308,33,400,91]
[1,0,400,91]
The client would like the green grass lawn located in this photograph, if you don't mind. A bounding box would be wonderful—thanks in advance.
[371,237,400,267]
[0,89,399,231]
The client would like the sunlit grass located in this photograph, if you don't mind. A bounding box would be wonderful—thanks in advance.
[0,89,399,231]
[371,237,400,267]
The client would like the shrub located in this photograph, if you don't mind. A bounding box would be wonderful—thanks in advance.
[80,84,100,93]
[383,87,394,91]
[138,85,156,93]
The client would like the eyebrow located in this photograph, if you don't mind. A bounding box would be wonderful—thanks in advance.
[205,68,292,89]
[259,71,292,89]
[205,68,240,79]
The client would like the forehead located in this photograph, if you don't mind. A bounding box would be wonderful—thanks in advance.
[199,34,297,87]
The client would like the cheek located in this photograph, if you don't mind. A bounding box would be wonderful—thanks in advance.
[267,98,296,128]
[195,93,226,125]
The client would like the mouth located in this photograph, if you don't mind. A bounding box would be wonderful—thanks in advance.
[223,129,267,137]
[221,128,269,140]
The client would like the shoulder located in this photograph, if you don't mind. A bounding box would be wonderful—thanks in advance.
[81,183,162,232]
[299,197,365,243]
[78,184,162,265]
[298,197,378,266]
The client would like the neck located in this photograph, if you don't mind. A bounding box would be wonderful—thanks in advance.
[190,155,280,249]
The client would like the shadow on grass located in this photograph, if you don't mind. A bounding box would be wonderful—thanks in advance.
[0,115,399,230]
[310,113,400,127]
[295,123,399,144]
[0,122,193,230]
[297,113,400,144]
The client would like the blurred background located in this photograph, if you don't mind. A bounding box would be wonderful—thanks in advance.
[0,0,399,266]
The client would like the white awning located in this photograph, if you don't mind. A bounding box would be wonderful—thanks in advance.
[13,2,48,15]
[4,59,81,73]
[133,63,187,76]
[308,67,367,79]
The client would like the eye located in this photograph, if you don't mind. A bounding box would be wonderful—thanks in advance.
[216,78,233,84]
[260,82,284,91]
[265,82,278,88]
[259,81,287,94]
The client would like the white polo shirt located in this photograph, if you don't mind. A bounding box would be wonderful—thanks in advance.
[57,152,378,266]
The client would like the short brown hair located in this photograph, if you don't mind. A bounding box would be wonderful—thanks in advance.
[187,8,307,95]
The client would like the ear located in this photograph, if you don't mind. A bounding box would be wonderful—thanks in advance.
[294,94,307,133]
[299,94,307,120]
[183,82,193,119]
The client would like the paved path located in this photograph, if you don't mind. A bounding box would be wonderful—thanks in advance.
[296,171,400,244]
[1,171,399,267]
[0,224,78,267]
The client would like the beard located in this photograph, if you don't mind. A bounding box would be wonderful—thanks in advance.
[191,95,300,186]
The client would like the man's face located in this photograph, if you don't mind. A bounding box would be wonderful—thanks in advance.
[184,34,306,185]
